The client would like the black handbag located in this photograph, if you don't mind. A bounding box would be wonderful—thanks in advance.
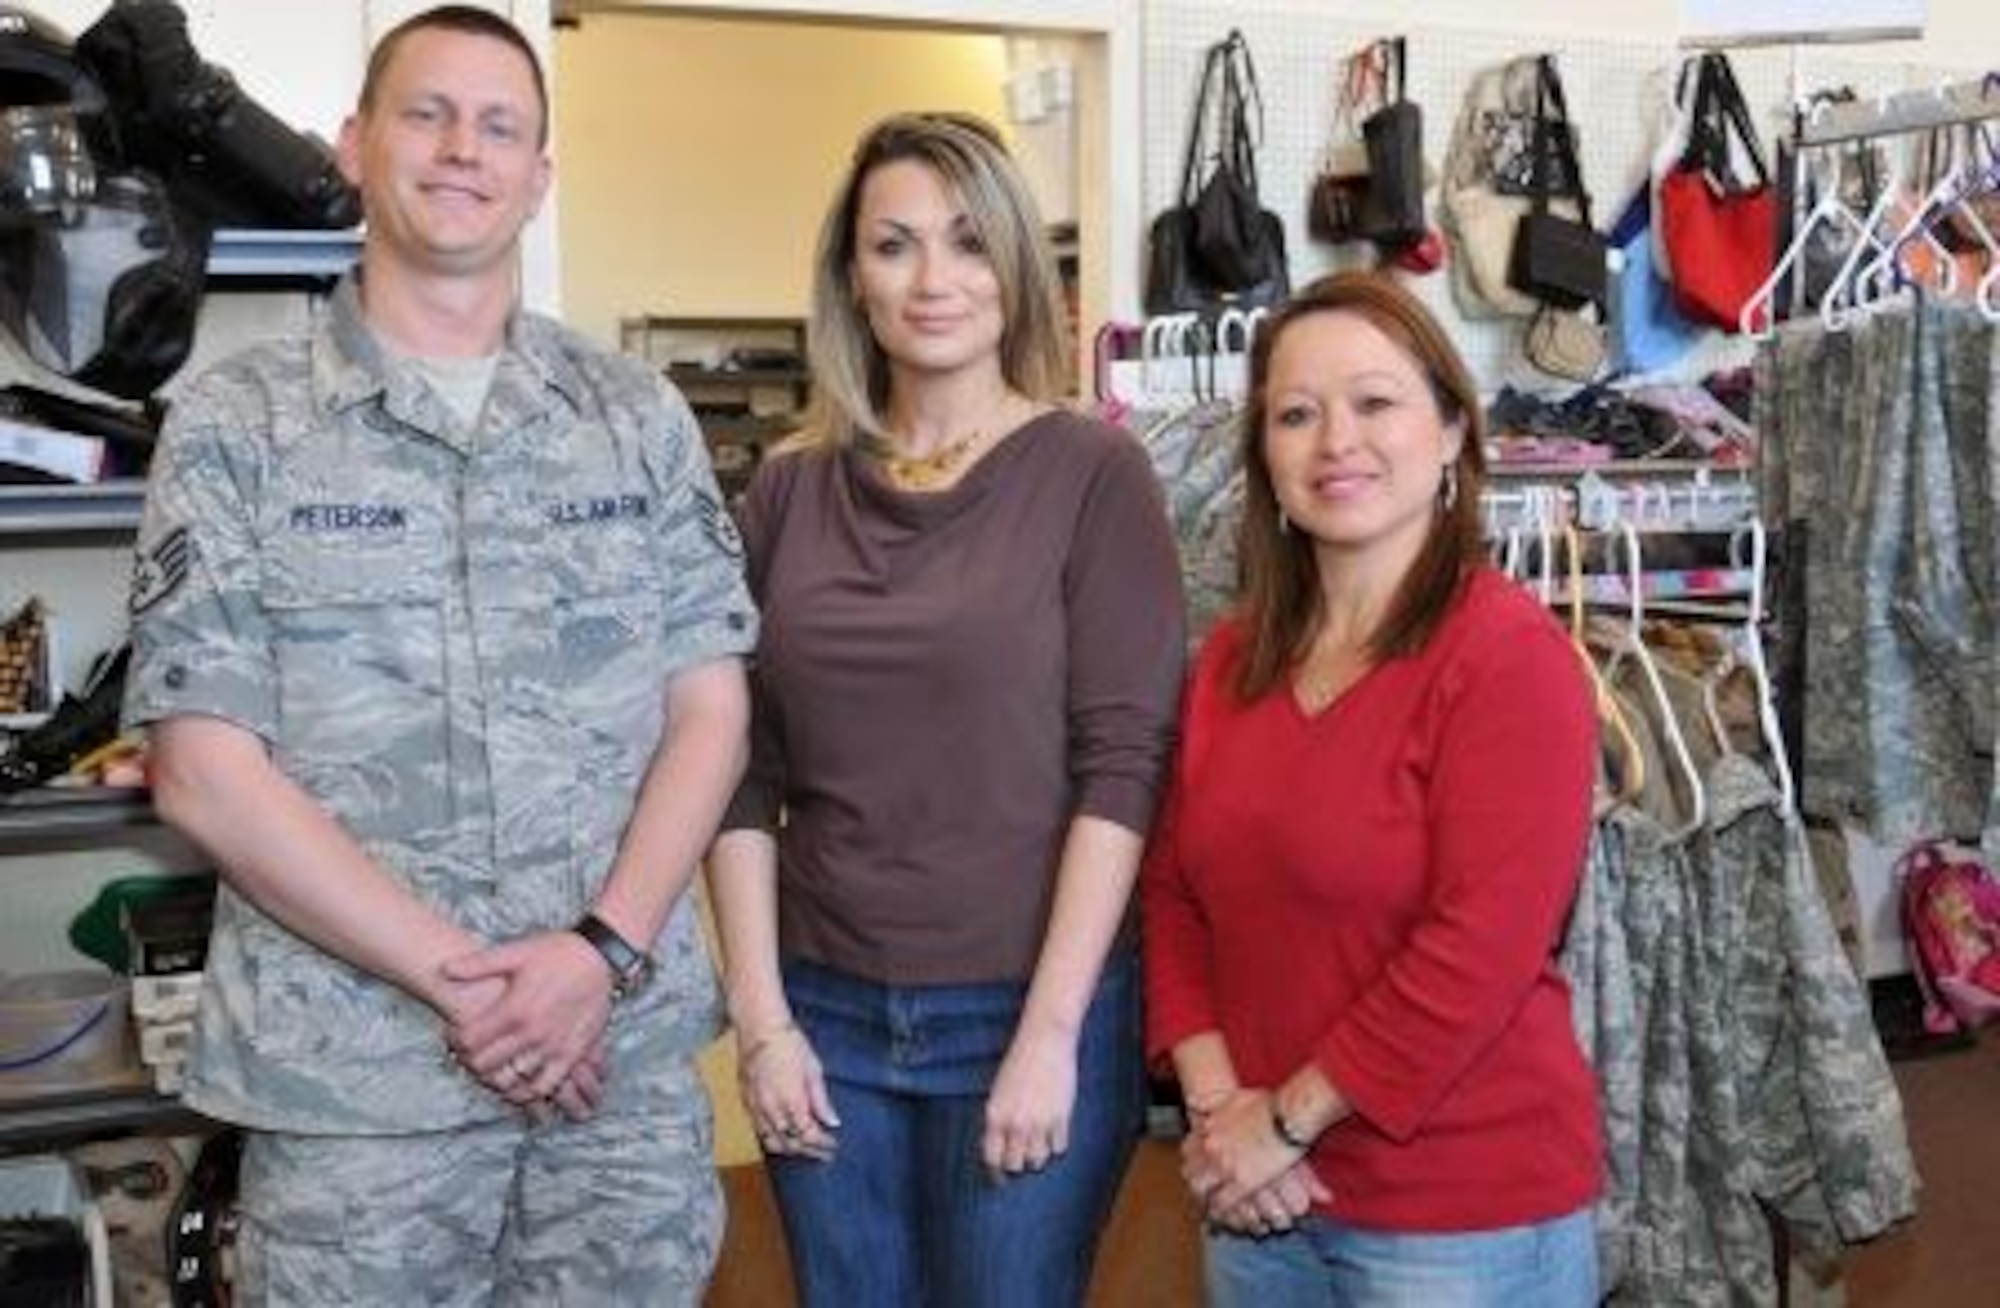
[1308,42,1381,246]
[1145,31,1289,315]
[1358,38,1426,251]
[1508,55,1606,309]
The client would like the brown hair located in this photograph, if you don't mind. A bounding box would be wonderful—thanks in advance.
[800,112,1069,448]
[359,5,548,146]
[1232,271,1487,704]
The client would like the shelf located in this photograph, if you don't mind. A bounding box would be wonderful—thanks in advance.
[668,363,812,386]
[1486,459,1752,480]
[0,1084,208,1156]
[206,227,364,281]
[0,789,158,843]
[0,481,147,536]
[699,414,797,441]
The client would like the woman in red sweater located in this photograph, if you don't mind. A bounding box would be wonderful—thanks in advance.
[1142,271,1602,1305]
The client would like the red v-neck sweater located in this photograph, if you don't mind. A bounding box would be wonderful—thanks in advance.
[1142,568,1603,1231]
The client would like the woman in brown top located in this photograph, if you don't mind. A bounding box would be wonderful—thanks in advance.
[707,113,1185,1306]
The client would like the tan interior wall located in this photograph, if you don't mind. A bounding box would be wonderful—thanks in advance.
[553,12,1009,348]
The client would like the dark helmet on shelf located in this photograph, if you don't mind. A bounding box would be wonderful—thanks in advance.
[0,7,204,400]
[0,7,107,224]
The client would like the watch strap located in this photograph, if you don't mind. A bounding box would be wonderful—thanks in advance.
[572,912,653,999]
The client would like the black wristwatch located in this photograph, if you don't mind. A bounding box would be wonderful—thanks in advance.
[572,912,656,1002]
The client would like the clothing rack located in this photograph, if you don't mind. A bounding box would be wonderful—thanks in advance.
[1097,312,1260,410]
[1678,26,1924,52]
[1484,464,1756,536]
[1796,73,2000,148]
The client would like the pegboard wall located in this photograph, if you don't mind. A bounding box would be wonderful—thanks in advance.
[1142,0,1985,392]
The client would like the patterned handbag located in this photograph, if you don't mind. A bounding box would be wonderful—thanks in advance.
[0,596,49,716]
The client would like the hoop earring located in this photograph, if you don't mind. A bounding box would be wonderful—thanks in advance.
[1439,463,1460,513]
[1278,509,1292,537]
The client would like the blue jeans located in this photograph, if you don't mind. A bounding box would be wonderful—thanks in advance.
[1205,1206,1598,1308]
[766,953,1144,1308]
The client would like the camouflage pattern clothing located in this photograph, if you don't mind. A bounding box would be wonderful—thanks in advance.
[122,273,755,1299]
[238,1031,720,1306]
[1717,757,1917,1265]
[1132,401,1244,647]
[126,275,755,1132]
[1559,821,1640,1291]
[1755,301,1999,847]
[1565,751,1916,1307]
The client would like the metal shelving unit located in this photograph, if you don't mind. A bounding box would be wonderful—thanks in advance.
[0,482,149,538]
[0,230,357,1152]
[0,789,157,843]
[621,317,810,500]
[0,1085,208,1157]
[205,227,365,282]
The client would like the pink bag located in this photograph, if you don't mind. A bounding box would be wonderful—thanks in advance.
[1898,841,2000,1036]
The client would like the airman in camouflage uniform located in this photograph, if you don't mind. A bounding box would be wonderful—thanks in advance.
[123,8,754,1305]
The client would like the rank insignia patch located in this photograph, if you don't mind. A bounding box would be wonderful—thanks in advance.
[130,527,194,614]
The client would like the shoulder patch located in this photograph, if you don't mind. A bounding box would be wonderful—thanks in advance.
[130,527,195,614]
[695,486,744,560]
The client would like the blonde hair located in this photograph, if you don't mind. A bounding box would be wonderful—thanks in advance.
[800,112,1069,448]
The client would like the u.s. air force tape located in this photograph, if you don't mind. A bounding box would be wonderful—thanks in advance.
[130,526,194,614]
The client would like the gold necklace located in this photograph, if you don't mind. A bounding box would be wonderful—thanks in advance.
[869,429,984,491]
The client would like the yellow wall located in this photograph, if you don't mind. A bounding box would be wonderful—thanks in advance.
[553,12,1008,347]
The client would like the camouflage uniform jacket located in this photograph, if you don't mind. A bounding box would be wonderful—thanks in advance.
[124,276,757,1134]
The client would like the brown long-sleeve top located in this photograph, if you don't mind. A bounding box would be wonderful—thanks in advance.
[720,411,1186,984]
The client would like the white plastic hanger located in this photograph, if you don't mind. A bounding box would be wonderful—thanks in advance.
[1940,171,2000,321]
[1732,517,1798,818]
[1563,523,1647,810]
[1140,314,1176,402]
[1945,151,2000,322]
[1742,136,1886,338]
[1212,307,1256,400]
[1534,486,1559,606]
[1499,520,1525,579]
[1607,518,1707,838]
[1854,167,1968,311]
[1166,314,1202,407]
[1819,154,1910,333]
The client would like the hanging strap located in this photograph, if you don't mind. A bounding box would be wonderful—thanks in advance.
[1217,32,1265,195]
[1688,51,1770,192]
[1528,54,1591,225]
[1382,36,1407,107]
[1175,39,1230,206]
[1325,42,1382,154]
[1177,30,1266,205]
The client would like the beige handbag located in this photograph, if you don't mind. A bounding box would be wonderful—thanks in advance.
[1524,305,1607,382]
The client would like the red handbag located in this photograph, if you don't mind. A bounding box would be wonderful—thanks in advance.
[1657,53,1776,332]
